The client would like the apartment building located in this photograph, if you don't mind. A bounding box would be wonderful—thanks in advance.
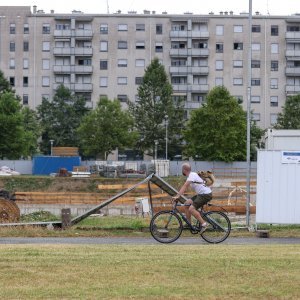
[0,6,300,129]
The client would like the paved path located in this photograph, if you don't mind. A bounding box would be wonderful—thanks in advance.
[0,237,299,245]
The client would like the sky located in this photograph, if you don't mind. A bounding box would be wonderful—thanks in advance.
[2,0,300,16]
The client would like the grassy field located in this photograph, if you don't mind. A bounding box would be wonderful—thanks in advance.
[0,244,299,299]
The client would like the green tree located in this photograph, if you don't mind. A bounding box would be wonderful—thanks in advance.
[0,92,26,159]
[77,97,137,159]
[21,107,41,157]
[37,85,88,154]
[183,86,263,162]
[129,58,185,158]
[0,70,13,94]
[274,94,300,129]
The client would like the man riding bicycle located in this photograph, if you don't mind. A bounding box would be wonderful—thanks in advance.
[172,163,212,233]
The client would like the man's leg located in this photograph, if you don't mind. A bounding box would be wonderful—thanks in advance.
[189,205,206,225]
[184,199,193,223]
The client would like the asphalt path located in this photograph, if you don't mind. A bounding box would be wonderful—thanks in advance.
[0,237,299,245]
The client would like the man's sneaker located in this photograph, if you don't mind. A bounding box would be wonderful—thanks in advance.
[199,222,208,234]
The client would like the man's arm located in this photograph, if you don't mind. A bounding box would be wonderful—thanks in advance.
[173,181,191,200]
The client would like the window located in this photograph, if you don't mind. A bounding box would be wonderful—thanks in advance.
[287,25,300,32]
[10,23,16,34]
[270,114,278,125]
[9,58,15,69]
[252,43,261,51]
[251,96,260,103]
[252,113,260,121]
[23,58,29,69]
[270,96,278,107]
[100,41,108,52]
[271,25,278,36]
[251,79,261,86]
[234,25,243,33]
[156,24,163,34]
[23,41,29,52]
[252,25,261,33]
[135,77,143,85]
[56,23,70,30]
[100,77,108,87]
[155,42,163,52]
[100,60,108,70]
[42,59,50,70]
[135,59,145,67]
[216,25,224,36]
[118,41,127,49]
[23,94,29,105]
[9,77,15,87]
[10,42,15,52]
[42,41,50,51]
[42,24,50,34]
[23,77,29,87]
[118,24,128,31]
[42,76,50,87]
[117,77,127,85]
[233,78,243,85]
[271,43,279,54]
[215,60,223,70]
[271,60,278,71]
[216,43,223,53]
[136,24,145,31]
[78,59,91,66]
[24,24,29,34]
[118,59,127,67]
[100,24,108,34]
[233,42,243,50]
[235,96,243,103]
[233,60,243,68]
[251,60,260,68]
[215,77,223,86]
[270,78,278,89]
[117,95,128,102]
[136,42,145,49]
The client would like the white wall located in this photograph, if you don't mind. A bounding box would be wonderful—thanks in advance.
[256,150,300,224]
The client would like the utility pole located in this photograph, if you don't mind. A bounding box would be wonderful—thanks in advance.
[246,0,253,227]
[165,116,168,160]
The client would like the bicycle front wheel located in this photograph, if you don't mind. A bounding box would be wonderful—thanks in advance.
[150,210,183,243]
[200,211,231,244]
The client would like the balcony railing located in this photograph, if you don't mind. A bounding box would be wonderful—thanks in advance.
[53,47,93,56]
[170,30,209,38]
[74,83,93,91]
[286,50,300,57]
[286,32,300,40]
[285,67,300,76]
[54,29,93,38]
[169,48,209,57]
[286,85,300,93]
[53,65,93,73]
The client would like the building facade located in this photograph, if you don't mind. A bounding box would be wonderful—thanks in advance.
[1,6,300,129]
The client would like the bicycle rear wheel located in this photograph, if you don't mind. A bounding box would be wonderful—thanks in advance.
[150,210,183,243]
[200,211,231,244]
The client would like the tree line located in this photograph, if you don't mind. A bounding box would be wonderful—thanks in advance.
[1,58,299,162]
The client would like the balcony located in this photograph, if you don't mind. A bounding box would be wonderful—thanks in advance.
[74,65,93,73]
[169,48,209,57]
[169,66,188,74]
[172,84,189,92]
[189,84,209,92]
[169,66,209,74]
[53,47,93,56]
[184,101,201,109]
[53,65,93,74]
[53,83,71,90]
[54,29,93,38]
[286,50,300,58]
[286,85,300,93]
[170,30,209,39]
[191,31,209,38]
[74,83,93,92]
[286,32,300,41]
[53,65,72,73]
[285,67,300,76]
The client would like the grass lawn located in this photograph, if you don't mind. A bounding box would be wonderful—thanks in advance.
[0,244,299,299]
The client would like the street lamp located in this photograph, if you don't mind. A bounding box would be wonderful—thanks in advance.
[50,140,54,156]
[165,115,168,160]
[154,140,158,160]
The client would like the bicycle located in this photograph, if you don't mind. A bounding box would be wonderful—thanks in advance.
[150,200,231,244]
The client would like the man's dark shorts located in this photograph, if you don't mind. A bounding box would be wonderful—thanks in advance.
[191,193,212,210]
